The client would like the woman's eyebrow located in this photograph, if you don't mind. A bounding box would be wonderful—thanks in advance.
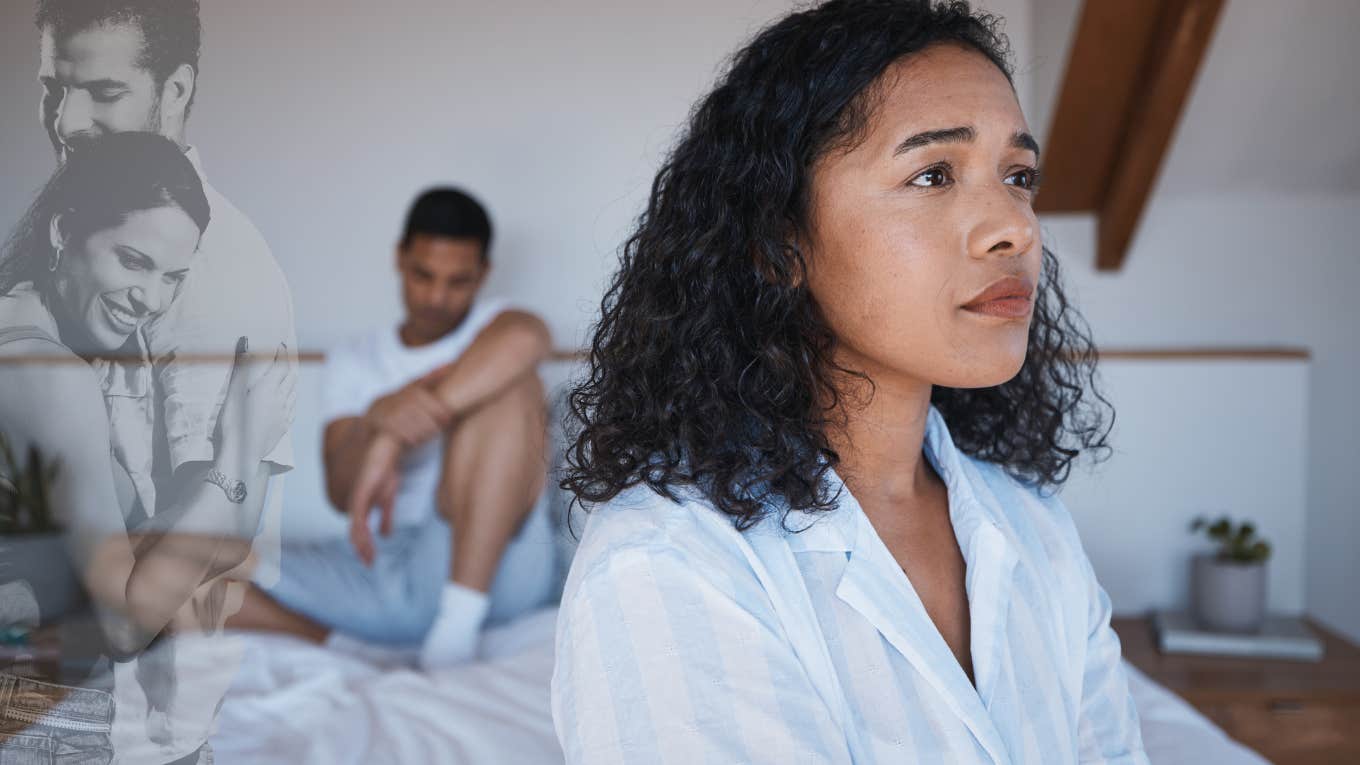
[1013,131,1041,161]
[892,126,1041,162]
[894,126,975,155]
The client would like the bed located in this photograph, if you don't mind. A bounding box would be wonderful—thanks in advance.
[210,606,1270,764]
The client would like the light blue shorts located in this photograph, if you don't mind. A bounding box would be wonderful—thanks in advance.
[261,494,561,645]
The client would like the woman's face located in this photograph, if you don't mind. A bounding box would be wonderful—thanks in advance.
[53,205,200,352]
[803,44,1042,394]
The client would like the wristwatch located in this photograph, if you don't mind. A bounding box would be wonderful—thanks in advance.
[205,468,247,504]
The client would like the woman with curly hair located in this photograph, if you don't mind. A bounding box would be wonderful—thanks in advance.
[553,1,1144,763]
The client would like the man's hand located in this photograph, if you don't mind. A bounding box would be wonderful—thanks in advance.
[362,381,452,448]
[347,431,403,566]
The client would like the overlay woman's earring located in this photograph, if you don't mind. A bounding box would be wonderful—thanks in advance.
[47,213,66,273]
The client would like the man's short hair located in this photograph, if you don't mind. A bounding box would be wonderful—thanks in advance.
[400,188,494,262]
[35,0,201,87]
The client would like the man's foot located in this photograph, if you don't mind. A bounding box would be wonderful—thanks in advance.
[418,582,490,671]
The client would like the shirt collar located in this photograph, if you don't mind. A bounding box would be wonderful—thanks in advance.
[90,327,153,398]
[184,145,206,179]
[783,405,991,554]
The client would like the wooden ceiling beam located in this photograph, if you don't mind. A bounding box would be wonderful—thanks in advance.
[1096,0,1225,270]
[1036,0,1163,213]
[1037,0,1225,271]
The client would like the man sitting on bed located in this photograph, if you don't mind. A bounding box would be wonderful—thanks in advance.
[227,187,559,669]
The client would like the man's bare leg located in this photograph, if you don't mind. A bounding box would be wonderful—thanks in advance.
[224,583,328,643]
[437,372,548,593]
[416,373,547,668]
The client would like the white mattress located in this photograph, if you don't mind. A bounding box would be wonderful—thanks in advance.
[212,607,1270,764]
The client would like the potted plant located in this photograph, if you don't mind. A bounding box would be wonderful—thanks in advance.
[0,432,84,624]
[1188,515,1271,633]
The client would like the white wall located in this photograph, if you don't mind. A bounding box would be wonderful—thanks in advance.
[1060,358,1310,616]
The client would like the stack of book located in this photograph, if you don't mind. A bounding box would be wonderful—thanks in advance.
[1152,610,1324,661]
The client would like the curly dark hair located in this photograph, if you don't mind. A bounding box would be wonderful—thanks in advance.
[562,0,1113,531]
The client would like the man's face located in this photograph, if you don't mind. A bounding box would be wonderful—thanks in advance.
[39,23,163,161]
[397,235,488,345]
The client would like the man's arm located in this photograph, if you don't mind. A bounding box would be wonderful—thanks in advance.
[322,417,375,512]
[356,310,551,452]
[421,309,551,418]
[341,310,552,561]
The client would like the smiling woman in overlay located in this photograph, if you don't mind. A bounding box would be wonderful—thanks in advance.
[0,132,290,661]
[552,1,1146,763]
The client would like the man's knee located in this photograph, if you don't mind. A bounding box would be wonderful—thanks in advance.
[483,372,546,419]
[447,372,546,448]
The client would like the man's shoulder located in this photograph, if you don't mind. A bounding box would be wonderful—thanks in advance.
[197,180,288,286]
[325,327,392,367]
[201,182,267,248]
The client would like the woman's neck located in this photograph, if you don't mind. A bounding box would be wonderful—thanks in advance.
[38,281,94,360]
[824,360,938,509]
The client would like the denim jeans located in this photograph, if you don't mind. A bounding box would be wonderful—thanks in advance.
[0,673,114,764]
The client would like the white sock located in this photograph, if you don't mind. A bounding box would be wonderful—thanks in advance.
[323,631,420,669]
[418,582,490,670]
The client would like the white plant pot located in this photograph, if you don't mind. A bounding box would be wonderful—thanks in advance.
[1190,553,1267,634]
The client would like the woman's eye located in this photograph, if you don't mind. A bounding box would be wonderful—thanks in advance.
[118,254,145,271]
[908,165,952,188]
[1005,167,1042,191]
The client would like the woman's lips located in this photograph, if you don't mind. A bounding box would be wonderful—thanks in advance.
[961,275,1035,319]
[962,296,1032,319]
[101,295,138,334]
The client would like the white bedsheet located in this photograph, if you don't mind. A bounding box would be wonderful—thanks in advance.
[212,607,1270,764]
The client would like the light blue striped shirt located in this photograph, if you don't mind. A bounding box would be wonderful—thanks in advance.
[552,406,1149,764]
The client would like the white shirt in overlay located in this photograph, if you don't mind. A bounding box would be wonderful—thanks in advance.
[320,297,510,529]
[105,146,299,517]
[105,147,297,765]
[552,405,1150,765]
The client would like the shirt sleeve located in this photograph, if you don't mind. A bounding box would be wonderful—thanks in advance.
[1072,529,1152,765]
[318,342,367,425]
[149,203,298,474]
[551,542,852,765]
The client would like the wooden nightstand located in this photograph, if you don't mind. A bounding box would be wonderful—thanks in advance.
[1112,615,1360,764]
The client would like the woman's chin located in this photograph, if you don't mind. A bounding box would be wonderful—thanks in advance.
[84,323,135,355]
[938,353,1028,390]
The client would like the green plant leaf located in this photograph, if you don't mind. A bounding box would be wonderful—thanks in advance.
[1208,518,1231,540]
[1252,540,1272,562]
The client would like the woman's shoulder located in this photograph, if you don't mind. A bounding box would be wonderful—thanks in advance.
[0,287,67,357]
[575,483,742,555]
[564,483,756,593]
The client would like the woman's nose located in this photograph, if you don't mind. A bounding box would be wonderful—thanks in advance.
[127,280,172,317]
[967,184,1037,259]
